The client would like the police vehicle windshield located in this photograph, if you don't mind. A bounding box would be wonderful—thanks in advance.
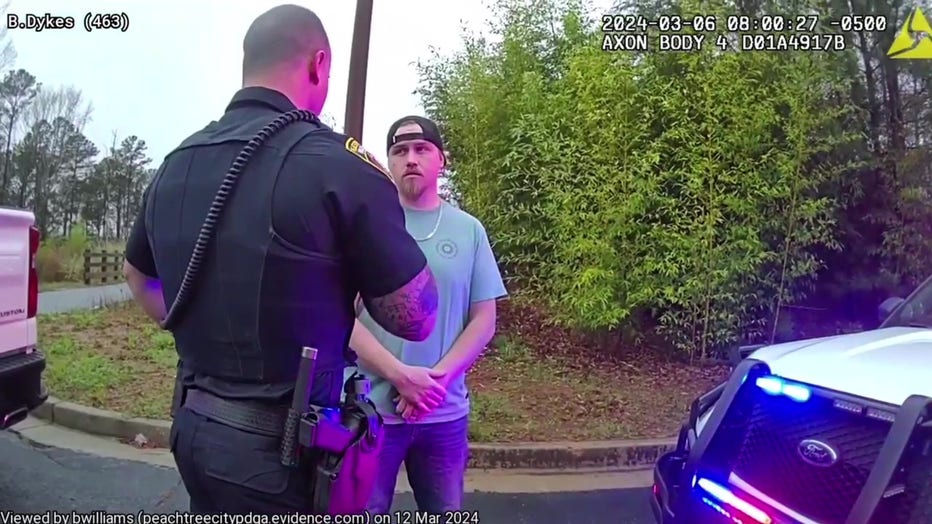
[881,275,932,329]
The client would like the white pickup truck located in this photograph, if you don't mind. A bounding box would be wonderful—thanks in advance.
[0,206,47,429]
[652,274,932,524]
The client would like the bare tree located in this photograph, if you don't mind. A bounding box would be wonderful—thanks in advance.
[15,86,94,233]
[0,2,17,74]
[26,85,93,133]
[0,69,38,202]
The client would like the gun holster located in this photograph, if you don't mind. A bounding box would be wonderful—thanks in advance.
[277,361,384,516]
[173,358,385,515]
[310,385,384,515]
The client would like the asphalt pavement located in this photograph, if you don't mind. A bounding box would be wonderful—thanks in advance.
[38,283,132,314]
[0,427,655,523]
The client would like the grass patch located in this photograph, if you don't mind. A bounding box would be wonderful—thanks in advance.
[37,301,729,442]
[40,303,175,419]
[39,281,89,292]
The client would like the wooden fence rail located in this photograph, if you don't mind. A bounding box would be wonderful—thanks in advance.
[83,250,125,285]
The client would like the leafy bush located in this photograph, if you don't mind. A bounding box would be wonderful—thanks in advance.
[36,221,93,283]
[416,0,860,360]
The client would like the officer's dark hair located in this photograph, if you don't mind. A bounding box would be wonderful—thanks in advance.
[242,4,331,78]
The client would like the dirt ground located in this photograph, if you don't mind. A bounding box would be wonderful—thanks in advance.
[37,300,730,442]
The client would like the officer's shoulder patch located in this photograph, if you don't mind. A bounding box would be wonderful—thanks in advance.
[344,137,394,184]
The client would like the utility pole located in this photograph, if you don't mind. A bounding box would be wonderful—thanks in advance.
[343,0,373,141]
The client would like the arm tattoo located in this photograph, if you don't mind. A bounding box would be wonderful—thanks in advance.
[365,265,439,341]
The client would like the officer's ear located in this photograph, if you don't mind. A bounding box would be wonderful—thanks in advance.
[308,49,328,85]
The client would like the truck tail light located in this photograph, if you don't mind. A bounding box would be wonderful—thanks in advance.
[27,225,39,318]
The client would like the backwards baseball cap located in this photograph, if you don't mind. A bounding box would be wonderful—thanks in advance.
[386,115,445,154]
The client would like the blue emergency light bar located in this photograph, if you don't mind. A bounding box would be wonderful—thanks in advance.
[692,475,773,524]
[755,375,811,402]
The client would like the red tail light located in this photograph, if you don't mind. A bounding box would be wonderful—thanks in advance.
[27,225,39,318]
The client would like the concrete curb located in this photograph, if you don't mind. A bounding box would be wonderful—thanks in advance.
[31,397,675,470]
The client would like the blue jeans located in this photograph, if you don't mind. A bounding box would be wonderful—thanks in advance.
[366,415,469,514]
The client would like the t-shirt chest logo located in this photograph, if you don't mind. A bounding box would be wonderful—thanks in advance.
[436,238,458,259]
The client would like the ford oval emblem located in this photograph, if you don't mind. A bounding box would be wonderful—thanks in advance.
[797,439,839,467]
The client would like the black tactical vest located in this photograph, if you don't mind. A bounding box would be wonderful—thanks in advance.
[145,111,354,387]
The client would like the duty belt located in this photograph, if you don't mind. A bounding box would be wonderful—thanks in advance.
[183,389,287,437]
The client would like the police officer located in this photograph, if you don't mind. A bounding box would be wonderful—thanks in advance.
[122,4,438,514]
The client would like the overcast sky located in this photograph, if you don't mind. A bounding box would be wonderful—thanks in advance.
[3,0,486,167]
[5,0,612,167]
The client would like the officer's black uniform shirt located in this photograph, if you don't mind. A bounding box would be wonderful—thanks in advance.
[125,87,427,407]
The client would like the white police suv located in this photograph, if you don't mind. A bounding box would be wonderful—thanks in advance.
[651,275,932,524]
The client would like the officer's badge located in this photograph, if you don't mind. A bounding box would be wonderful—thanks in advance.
[345,137,394,184]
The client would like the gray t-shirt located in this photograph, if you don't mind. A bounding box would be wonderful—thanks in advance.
[352,201,507,424]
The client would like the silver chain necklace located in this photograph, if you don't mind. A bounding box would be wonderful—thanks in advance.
[412,204,443,242]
